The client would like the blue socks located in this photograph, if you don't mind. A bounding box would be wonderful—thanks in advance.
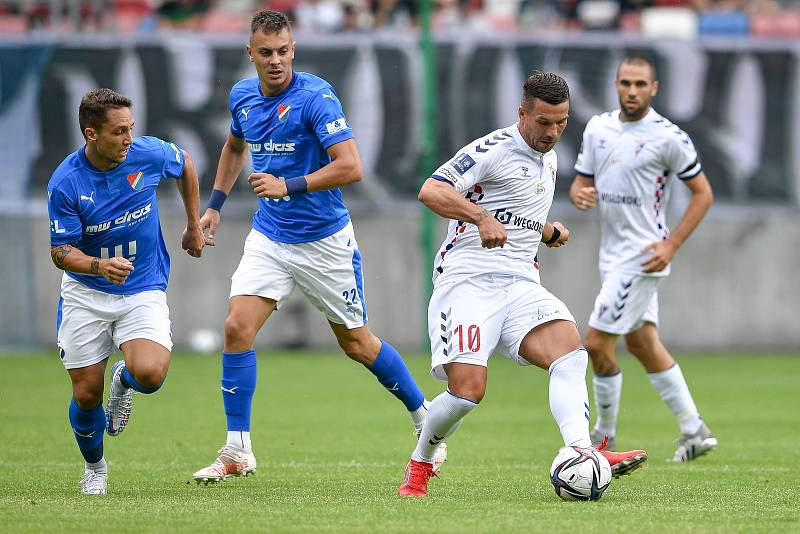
[368,341,425,411]
[69,398,105,464]
[120,367,163,394]
[222,350,257,431]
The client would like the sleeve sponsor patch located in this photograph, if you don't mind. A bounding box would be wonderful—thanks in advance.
[325,118,348,135]
[452,153,476,175]
[434,168,458,183]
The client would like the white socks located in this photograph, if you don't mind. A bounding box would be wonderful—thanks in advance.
[226,430,252,451]
[549,349,592,449]
[412,390,476,463]
[85,458,107,473]
[648,364,702,435]
[592,371,623,437]
[411,400,431,434]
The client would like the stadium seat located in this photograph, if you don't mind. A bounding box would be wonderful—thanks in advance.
[0,14,26,33]
[697,11,749,36]
[750,12,800,38]
[114,0,153,33]
[640,7,697,39]
[202,8,249,34]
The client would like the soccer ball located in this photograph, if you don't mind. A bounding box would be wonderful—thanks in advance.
[187,328,222,353]
[550,446,612,501]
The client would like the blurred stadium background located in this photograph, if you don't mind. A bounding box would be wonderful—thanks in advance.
[0,0,798,353]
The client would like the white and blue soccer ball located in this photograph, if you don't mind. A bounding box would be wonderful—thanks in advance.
[187,328,222,354]
[550,446,612,501]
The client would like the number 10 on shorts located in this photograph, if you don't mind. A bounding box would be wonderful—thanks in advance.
[454,324,481,352]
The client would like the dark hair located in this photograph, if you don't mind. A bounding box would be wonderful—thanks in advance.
[251,10,291,35]
[618,56,657,81]
[522,71,570,108]
[78,88,132,137]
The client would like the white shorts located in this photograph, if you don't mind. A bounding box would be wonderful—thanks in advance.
[56,275,173,370]
[588,270,661,335]
[428,274,575,381]
[230,223,367,329]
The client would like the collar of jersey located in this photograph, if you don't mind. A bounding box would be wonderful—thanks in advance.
[511,122,549,157]
[78,145,112,174]
[258,70,299,99]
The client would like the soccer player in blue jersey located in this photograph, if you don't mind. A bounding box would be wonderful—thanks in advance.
[47,88,204,495]
[191,10,445,483]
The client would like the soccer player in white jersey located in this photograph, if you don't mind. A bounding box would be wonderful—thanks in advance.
[47,88,205,495]
[397,72,648,497]
[191,10,445,483]
[570,56,717,462]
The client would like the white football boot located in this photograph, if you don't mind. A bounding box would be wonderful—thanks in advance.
[106,360,133,437]
[672,422,718,462]
[193,445,257,484]
[79,468,108,495]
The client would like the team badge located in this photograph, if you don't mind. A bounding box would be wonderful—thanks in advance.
[278,105,291,122]
[533,181,546,196]
[127,171,144,190]
[634,139,646,156]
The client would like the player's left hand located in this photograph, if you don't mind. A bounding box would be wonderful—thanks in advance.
[182,224,205,258]
[545,221,570,248]
[248,173,289,199]
[641,239,678,272]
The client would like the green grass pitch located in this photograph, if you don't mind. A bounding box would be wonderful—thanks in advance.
[1,352,798,532]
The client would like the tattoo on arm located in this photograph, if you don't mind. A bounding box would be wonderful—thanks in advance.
[51,244,76,269]
[90,257,100,275]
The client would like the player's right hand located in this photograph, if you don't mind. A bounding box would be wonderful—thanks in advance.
[101,257,134,285]
[476,210,507,249]
[572,186,597,211]
[199,208,221,246]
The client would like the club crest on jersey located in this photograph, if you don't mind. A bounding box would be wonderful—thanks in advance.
[278,105,291,123]
[533,181,546,196]
[127,171,144,190]
[634,139,646,156]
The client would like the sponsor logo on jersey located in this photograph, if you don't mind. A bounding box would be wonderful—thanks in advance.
[493,207,545,233]
[520,166,530,177]
[50,220,66,234]
[598,139,607,150]
[247,139,296,154]
[127,171,144,190]
[634,139,646,156]
[278,105,290,122]
[325,117,348,135]
[84,202,152,233]
[80,191,95,204]
[241,107,251,121]
[598,191,642,206]
[597,303,609,318]
[452,153,476,175]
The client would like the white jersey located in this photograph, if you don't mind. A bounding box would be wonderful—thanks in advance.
[574,108,702,277]
[430,124,558,287]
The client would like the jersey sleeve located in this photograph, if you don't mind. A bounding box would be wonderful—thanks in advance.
[229,89,244,138]
[665,126,702,180]
[47,183,82,246]
[574,117,597,178]
[305,88,354,150]
[431,143,496,194]
[159,138,185,179]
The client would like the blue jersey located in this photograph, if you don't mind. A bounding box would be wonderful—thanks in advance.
[47,136,185,295]
[229,72,354,243]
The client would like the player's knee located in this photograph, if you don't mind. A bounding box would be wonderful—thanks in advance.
[131,361,168,390]
[624,336,647,357]
[448,383,485,404]
[340,339,372,365]
[224,315,257,347]
[72,386,103,409]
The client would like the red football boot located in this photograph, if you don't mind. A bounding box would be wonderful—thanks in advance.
[398,459,437,497]
[595,435,648,478]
